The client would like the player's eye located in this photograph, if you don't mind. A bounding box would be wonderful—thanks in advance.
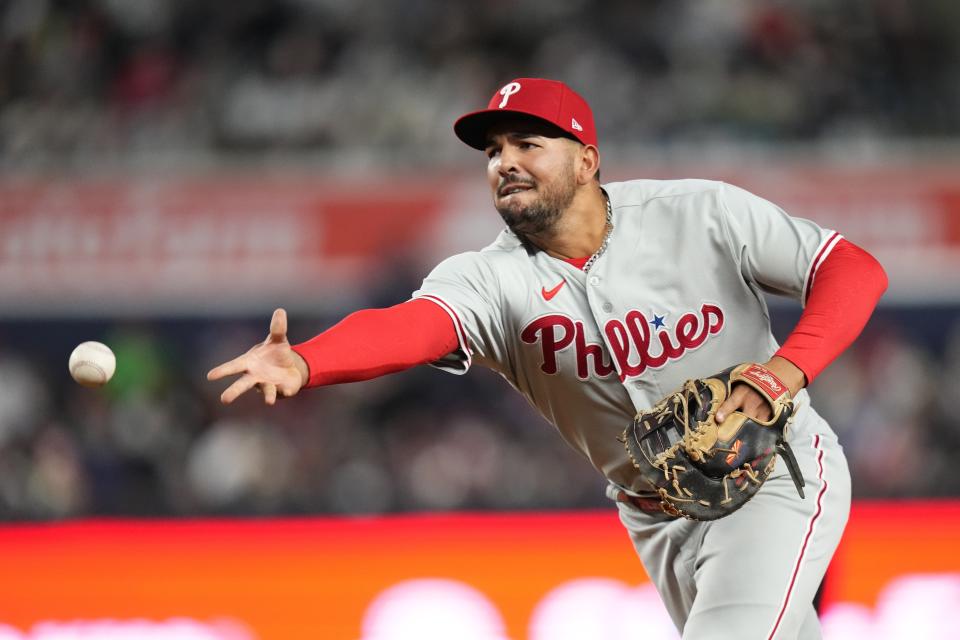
[485,147,500,159]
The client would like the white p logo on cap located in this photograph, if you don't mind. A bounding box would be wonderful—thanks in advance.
[498,82,521,108]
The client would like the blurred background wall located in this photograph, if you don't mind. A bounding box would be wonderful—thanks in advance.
[1,0,959,520]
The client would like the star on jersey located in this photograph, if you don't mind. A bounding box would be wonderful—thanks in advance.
[651,314,666,329]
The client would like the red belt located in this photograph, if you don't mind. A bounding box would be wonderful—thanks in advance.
[615,490,676,517]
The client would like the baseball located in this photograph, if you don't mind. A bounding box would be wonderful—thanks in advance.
[68,341,116,388]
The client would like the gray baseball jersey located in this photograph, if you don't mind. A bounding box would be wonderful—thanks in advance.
[413,178,851,639]
[414,179,840,491]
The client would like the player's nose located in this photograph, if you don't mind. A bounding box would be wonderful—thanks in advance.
[496,147,521,177]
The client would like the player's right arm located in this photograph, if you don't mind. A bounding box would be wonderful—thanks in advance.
[206,308,308,405]
[206,300,460,405]
[208,251,504,405]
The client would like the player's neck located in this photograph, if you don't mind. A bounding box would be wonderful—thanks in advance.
[527,187,609,261]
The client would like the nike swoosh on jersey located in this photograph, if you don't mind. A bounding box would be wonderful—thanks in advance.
[541,279,567,301]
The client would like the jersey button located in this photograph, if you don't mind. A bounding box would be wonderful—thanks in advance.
[601,302,613,313]
[589,275,601,286]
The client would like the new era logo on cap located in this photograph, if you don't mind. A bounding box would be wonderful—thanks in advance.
[454,78,597,150]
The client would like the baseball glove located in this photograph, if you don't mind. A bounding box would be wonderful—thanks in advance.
[621,363,805,521]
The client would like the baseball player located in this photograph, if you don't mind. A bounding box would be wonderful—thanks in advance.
[208,78,887,638]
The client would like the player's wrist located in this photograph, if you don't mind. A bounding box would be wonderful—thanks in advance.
[762,356,806,397]
[291,350,310,388]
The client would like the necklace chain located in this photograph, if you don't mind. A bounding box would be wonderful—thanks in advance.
[583,194,613,273]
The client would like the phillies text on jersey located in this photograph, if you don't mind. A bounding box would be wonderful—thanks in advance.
[520,304,725,381]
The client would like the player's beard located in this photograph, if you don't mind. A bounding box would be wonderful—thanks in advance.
[495,162,577,239]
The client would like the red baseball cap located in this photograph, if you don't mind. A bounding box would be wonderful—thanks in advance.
[454,78,597,150]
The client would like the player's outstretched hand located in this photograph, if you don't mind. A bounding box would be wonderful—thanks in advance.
[715,356,806,424]
[207,308,308,405]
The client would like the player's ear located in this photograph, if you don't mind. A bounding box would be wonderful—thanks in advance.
[576,144,600,186]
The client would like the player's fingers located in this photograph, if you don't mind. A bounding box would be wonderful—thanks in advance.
[220,374,260,404]
[744,392,773,422]
[727,389,772,422]
[262,383,278,405]
[268,308,288,344]
[207,356,249,381]
[715,385,749,423]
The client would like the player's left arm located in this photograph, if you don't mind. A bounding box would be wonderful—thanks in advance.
[714,184,888,422]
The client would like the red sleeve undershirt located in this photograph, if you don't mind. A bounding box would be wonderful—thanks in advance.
[774,238,887,383]
[291,299,460,388]
[293,238,886,388]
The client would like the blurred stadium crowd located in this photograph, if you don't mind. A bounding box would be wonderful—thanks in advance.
[0,300,958,520]
[2,0,959,520]
[2,0,959,169]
